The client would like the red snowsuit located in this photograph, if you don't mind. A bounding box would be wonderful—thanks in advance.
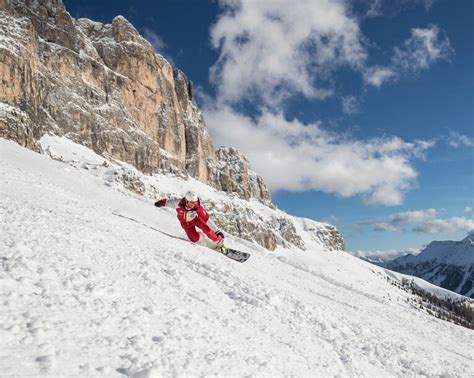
[175,198,221,244]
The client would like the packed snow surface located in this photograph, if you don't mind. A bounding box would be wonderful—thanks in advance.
[1,139,472,377]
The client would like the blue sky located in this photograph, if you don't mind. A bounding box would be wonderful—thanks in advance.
[64,0,473,255]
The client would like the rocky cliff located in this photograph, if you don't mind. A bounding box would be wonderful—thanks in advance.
[0,0,344,251]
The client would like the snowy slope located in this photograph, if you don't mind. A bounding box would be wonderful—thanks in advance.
[38,135,342,253]
[1,139,473,377]
[384,237,474,298]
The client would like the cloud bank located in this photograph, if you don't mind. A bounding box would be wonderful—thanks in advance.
[204,0,451,205]
[413,217,474,234]
[210,0,366,107]
[361,208,474,234]
[204,105,433,205]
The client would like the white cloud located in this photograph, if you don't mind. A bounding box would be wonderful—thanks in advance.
[204,105,432,205]
[366,0,437,18]
[363,25,451,88]
[142,28,166,51]
[413,217,474,234]
[361,209,474,234]
[389,208,437,225]
[210,2,451,97]
[362,209,438,232]
[465,207,474,214]
[364,66,397,87]
[204,2,447,205]
[392,25,452,73]
[363,221,401,232]
[209,0,367,107]
[447,131,474,148]
[341,96,360,115]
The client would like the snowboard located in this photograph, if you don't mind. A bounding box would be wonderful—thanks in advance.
[214,246,251,263]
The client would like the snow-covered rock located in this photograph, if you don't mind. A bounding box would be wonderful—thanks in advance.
[209,147,273,207]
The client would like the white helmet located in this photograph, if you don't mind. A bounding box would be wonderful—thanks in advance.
[184,190,198,202]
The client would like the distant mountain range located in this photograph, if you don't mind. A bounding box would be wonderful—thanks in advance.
[381,235,474,298]
[351,248,421,265]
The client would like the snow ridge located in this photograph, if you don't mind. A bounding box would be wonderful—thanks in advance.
[37,135,343,252]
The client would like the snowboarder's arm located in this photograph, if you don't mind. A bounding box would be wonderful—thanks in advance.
[193,204,224,237]
[195,204,209,222]
[192,204,224,237]
[154,197,181,208]
[204,214,224,239]
[206,217,218,231]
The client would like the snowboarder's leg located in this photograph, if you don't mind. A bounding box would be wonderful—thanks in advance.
[194,219,223,246]
[181,224,202,243]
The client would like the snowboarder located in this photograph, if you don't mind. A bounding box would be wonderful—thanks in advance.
[154,191,225,248]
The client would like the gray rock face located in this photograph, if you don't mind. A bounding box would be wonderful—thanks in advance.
[209,148,273,207]
[173,69,216,183]
[316,225,345,252]
[204,199,305,251]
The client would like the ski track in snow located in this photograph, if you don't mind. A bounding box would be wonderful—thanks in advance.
[1,140,473,377]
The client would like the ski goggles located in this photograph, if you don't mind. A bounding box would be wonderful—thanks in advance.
[186,200,199,208]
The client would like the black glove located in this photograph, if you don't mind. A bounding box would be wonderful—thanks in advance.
[215,230,224,238]
[154,198,167,207]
